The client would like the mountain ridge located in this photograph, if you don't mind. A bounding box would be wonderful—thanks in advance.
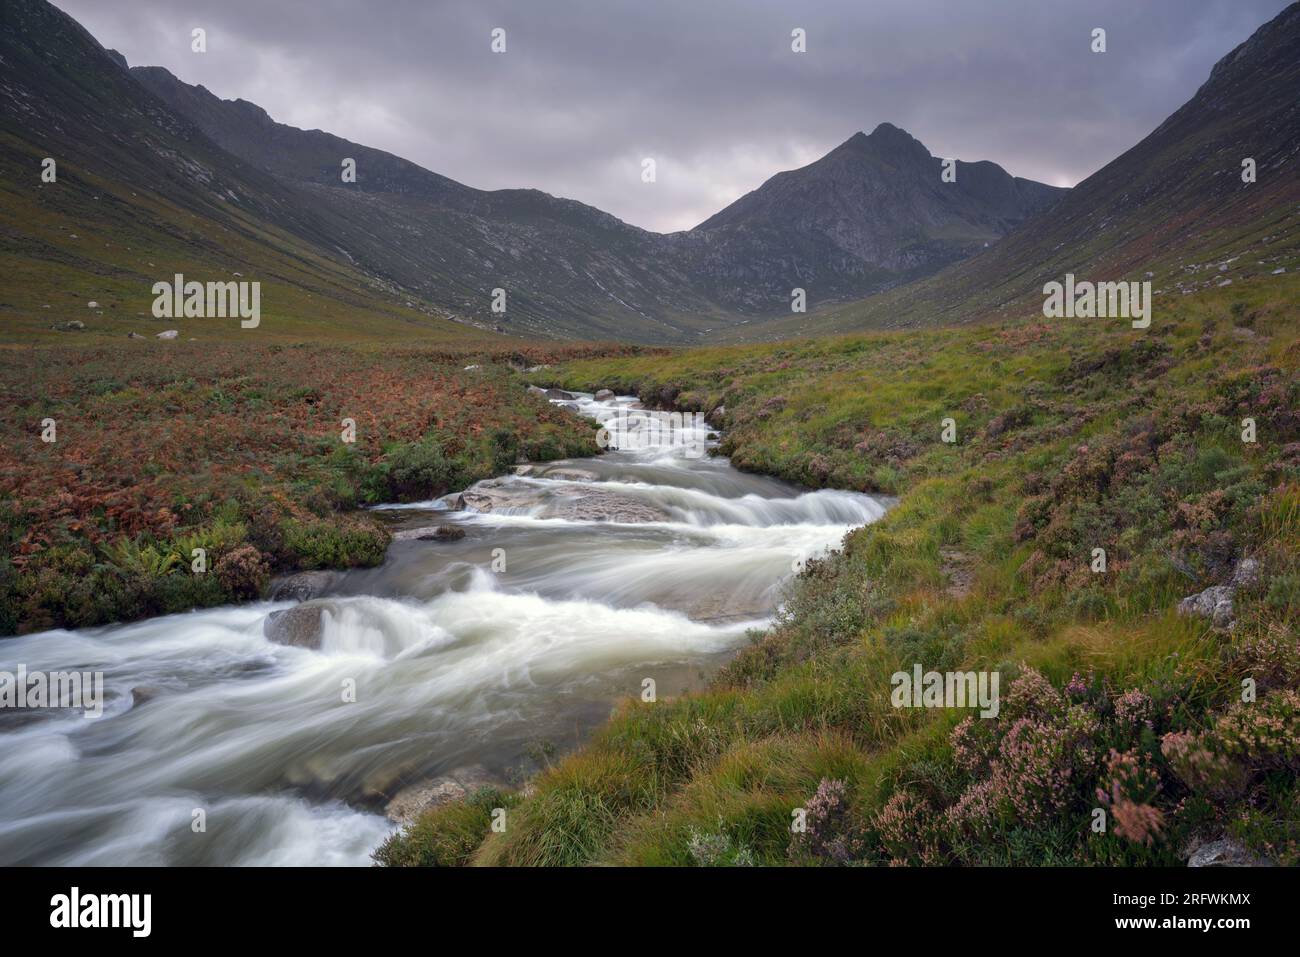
[126,54,1066,333]
[17,0,1295,345]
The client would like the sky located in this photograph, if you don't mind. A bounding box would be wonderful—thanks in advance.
[54,0,1290,233]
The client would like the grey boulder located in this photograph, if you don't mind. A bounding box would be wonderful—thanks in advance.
[392,524,466,542]
[1177,585,1236,629]
[268,570,339,603]
[1176,557,1263,630]
[384,765,501,824]
[263,600,340,649]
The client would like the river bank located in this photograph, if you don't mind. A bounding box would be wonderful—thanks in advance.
[390,286,1298,866]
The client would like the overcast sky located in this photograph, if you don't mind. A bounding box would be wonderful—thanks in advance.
[55,0,1289,233]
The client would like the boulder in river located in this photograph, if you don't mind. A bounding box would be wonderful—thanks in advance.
[263,600,339,649]
[547,486,669,522]
[268,570,339,603]
[130,686,161,708]
[538,467,599,482]
[385,765,501,824]
[392,524,466,542]
[544,388,576,400]
[458,479,669,523]
[458,482,542,514]
[594,388,615,401]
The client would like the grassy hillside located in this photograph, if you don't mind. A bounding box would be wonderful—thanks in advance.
[0,141,500,346]
[378,276,1298,866]
[0,0,498,345]
[0,340,633,634]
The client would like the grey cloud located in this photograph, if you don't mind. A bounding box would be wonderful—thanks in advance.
[53,0,1289,231]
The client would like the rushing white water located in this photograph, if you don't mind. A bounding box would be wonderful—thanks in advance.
[0,392,886,865]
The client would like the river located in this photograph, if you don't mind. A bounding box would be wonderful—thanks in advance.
[0,393,886,865]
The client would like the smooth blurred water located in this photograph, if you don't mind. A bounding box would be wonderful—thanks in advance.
[0,392,886,865]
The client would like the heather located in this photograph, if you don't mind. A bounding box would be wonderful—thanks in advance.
[0,341,610,633]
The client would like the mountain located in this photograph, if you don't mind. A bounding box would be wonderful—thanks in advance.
[746,1,1300,338]
[683,123,1065,309]
[132,64,1065,336]
[0,0,491,342]
[129,65,721,341]
[3,0,1068,343]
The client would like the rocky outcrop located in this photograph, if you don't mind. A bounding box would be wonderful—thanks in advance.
[1177,558,1261,630]
[1178,584,1236,628]
[1229,557,1261,590]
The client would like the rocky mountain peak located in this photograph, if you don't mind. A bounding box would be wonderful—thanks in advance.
[866,122,932,159]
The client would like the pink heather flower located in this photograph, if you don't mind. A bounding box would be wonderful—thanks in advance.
[1096,749,1164,846]
[1003,665,1065,721]
[1065,671,1091,700]
[1112,799,1164,846]
[789,778,863,865]
[950,716,994,773]
[1114,688,1155,727]
[872,790,941,866]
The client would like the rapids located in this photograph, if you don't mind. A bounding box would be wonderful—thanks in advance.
[0,393,886,865]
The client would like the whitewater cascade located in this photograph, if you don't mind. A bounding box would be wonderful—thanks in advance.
[0,393,886,865]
